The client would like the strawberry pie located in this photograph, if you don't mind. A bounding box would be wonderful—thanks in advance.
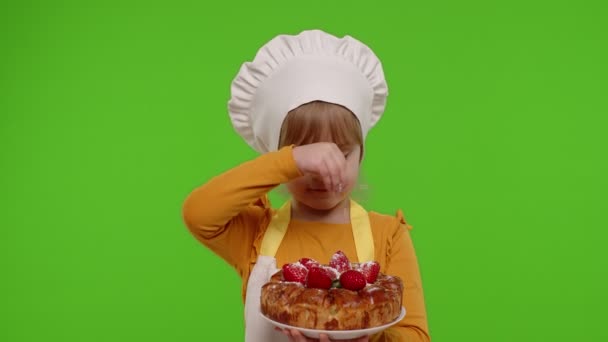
[260,251,403,330]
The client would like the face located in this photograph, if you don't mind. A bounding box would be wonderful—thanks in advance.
[286,145,361,211]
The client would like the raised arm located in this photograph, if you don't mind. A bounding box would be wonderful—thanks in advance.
[182,145,302,273]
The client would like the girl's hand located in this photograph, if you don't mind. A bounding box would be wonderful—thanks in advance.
[276,327,369,342]
[292,143,347,193]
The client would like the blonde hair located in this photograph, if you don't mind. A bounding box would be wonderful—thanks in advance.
[278,101,363,157]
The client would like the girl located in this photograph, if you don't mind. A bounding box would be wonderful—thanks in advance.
[182,30,430,342]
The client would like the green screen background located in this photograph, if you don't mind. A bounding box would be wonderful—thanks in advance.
[2,1,607,341]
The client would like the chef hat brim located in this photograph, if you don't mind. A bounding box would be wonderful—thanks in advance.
[228,29,388,153]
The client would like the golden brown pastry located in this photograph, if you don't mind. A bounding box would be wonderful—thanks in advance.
[261,251,403,330]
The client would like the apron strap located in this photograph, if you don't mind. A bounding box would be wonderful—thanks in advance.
[350,200,375,262]
[259,199,375,262]
[259,201,291,257]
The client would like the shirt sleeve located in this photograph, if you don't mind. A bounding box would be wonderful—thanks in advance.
[370,211,431,342]
[181,145,302,278]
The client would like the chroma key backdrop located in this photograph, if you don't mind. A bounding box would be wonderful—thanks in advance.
[1,1,607,341]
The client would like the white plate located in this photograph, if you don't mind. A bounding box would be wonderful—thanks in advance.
[260,307,406,340]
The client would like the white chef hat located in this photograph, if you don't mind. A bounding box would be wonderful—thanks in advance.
[228,29,388,153]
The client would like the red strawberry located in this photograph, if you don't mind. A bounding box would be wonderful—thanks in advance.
[339,270,366,291]
[360,261,380,283]
[329,250,351,273]
[306,266,332,289]
[320,266,340,281]
[282,263,308,285]
[299,257,320,271]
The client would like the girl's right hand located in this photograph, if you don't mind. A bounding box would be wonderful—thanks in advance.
[292,143,347,193]
[276,328,369,342]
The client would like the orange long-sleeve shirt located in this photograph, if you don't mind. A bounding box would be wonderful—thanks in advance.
[182,145,431,341]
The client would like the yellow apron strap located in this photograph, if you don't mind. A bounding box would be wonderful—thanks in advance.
[259,199,375,261]
[259,201,291,257]
[350,200,375,262]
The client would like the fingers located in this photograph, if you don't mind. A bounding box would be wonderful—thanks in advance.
[275,328,308,342]
[322,145,347,193]
[319,333,331,342]
[294,142,348,193]
[275,326,367,342]
[288,329,314,341]
[321,158,339,193]
[279,329,364,342]
[275,327,295,341]
[327,145,347,192]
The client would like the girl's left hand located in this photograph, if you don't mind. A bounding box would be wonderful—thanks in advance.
[276,327,369,342]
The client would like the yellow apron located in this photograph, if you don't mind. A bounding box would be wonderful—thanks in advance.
[244,199,375,342]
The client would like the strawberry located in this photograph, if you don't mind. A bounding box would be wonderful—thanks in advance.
[282,263,308,285]
[339,270,366,291]
[306,266,332,289]
[299,257,320,271]
[360,261,380,283]
[329,250,351,273]
[320,266,340,281]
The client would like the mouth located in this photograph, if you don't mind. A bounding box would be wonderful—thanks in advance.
[307,188,330,193]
